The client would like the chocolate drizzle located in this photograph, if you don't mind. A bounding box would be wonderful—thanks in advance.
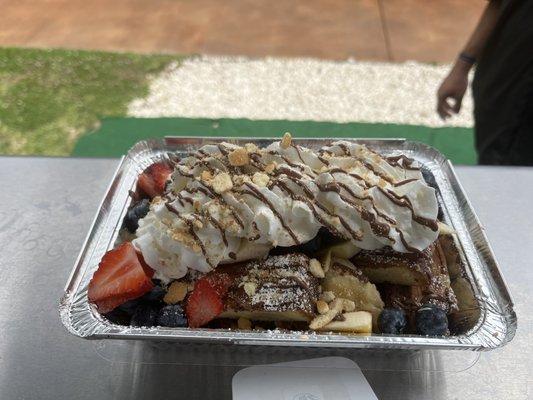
[386,154,420,171]
[394,178,418,187]
[291,144,306,164]
[164,200,213,266]
[335,181,396,225]
[318,182,391,241]
[196,180,245,229]
[205,210,228,246]
[376,187,438,231]
[155,139,438,259]
[242,182,300,245]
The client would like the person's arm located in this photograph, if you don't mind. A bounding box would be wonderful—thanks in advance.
[437,0,502,119]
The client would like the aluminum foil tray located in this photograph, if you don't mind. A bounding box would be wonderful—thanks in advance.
[60,137,516,350]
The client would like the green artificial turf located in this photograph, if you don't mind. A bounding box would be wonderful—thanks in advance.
[73,117,476,164]
[0,47,181,155]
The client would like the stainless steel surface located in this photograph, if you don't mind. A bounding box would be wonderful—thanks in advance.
[60,138,515,350]
[0,157,530,399]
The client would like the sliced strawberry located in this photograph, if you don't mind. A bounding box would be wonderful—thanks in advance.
[186,279,223,328]
[186,272,232,328]
[204,272,232,296]
[136,250,155,278]
[137,162,172,198]
[88,242,154,313]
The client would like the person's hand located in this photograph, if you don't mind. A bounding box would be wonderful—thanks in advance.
[436,64,469,120]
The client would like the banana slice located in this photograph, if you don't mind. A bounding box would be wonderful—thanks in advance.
[438,221,456,236]
[324,241,361,259]
[317,311,372,333]
[321,258,384,330]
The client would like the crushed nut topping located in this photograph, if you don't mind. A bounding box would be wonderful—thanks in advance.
[243,281,257,297]
[212,172,233,193]
[252,172,270,187]
[163,281,188,304]
[201,170,213,181]
[309,298,343,330]
[309,258,325,278]
[264,162,277,174]
[244,143,259,153]
[228,147,250,166]
[316,300,329,314]
[280,132,292,149]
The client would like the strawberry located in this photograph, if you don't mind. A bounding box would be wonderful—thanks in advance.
[137,162,172,199]
[204,272,232,296]
[186,272,232,328]
[136,249,155,278]
[88,242,154,313]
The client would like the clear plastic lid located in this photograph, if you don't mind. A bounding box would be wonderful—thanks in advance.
[94,340,479,372]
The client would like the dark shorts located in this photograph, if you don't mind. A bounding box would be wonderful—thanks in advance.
[472,0,533,166]
[476,80,533,165]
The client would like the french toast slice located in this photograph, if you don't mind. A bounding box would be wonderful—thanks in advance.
[351,241,448,287]
[217,254,320,322]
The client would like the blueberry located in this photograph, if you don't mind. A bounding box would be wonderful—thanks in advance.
[297,234,323,256]
[156,304,188,327]
[117,298,141,315]
[131,304,158,327]
[378,308,407,334]
[269,228,340,257]
[104,308,131,325]
[421,168,437,189]
[124,199,150,233]
[415,303,448,336]
[142,285,166,303]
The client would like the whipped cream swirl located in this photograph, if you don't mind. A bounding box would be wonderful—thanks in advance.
[133,138,439,279]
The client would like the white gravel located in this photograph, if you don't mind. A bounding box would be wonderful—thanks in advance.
[128,56,473,128]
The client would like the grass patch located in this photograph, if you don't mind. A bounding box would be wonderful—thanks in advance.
[0,47,182,155]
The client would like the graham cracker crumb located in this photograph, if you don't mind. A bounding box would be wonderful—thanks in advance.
[252,172,270,187]
[228,147,249,166]
[212,172,233,193]
[280,132,292,149]
[264,162,277,174]
[164,281,188,304]
[243,281,257,297]
[201,170,213,181]
[244,143,258,153]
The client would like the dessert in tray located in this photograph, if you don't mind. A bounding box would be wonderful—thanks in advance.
[88,133,476,336]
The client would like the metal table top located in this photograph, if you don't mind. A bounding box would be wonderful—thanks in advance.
[0,156,530,400]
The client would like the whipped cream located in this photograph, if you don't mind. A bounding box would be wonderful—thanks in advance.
[133,137,439,279]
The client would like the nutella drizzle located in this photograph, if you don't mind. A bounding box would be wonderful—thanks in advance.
[164,200,213,267]
[376,187,438,231]
[242,181,300,245]
[386,154,420,170]
[291,144,306,164]
[160,140,438,256]
[317,182,392,241]
[196,180,245,229]
[205,210,228,246]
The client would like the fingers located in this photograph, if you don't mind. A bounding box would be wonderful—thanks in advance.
[437,95,453,119]
[452,96,463,113]
[437,93,462,120]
